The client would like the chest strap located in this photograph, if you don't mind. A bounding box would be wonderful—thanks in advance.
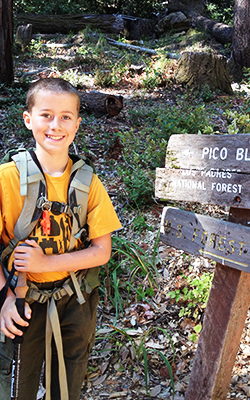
[25,270,91,400]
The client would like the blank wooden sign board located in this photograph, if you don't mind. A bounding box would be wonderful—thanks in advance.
[155,134,250,400]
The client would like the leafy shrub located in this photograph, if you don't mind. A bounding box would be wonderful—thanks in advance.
[117,101,215,207]
[14,0,83,14]
[118,165,154,207]
[224,109,250,134]
[206,0,234,25]
[170,271,213,320]
[14,0,159,17]
[81,0,159,17]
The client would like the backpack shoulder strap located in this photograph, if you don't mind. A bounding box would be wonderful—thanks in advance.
[1,150,45,264]
[68,157,93,251]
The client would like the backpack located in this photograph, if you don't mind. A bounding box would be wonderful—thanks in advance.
[0,148,94,308]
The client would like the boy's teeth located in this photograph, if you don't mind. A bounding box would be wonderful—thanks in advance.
[47,135,63,140]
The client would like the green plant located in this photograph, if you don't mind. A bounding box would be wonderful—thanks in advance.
[141,56,173,89]
[189,324,202,343]
[131,213,153,234]
[95,325,176,398]
[118,165,154,206]
[14,0,83,14]
[170,271,213,320]
[117,99,215,207]
[100,233,162,323]
[207,1,234,25]
[94,69,113,87]
[58,68,91,88]
[170,271,213,343]
[199,84,216,103]
[114,233,160,285]
[2,102,31,142]
[29,37,44,54]
[224,109,250,134]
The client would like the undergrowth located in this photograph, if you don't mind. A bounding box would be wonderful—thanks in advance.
[1,22,249,397]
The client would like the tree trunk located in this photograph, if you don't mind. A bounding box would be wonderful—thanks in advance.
[0,0,14,84]
[232,0,250,68]
[175,51,233,94]
[79,92,123,118]
[186,11,233,44]
[15,24,33,51]
[15,14,125,35]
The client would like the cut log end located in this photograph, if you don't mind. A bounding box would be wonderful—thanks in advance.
[80,92,123,118]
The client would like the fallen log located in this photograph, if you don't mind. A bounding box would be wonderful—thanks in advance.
[15,14,125,35]
[106,37,157,55]
[105,37,179,59]
[186,11,233,44]
[79,91,123,118]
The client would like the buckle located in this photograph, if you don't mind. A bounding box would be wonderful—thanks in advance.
[53,288,64,301]
[37,292,49,303]
[37,197,52,211]
[51,201,71,216]
[51,201,63,215]
[9,239,18,249]
[73,205,83,215]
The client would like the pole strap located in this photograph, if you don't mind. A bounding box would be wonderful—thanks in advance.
[45,296,69,400]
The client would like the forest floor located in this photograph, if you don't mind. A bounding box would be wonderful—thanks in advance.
[1,25,250,400]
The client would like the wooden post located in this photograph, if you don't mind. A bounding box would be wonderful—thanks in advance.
[185,208,250,399]
[155,134,250,399]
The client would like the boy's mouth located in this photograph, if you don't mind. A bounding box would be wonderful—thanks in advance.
[46,134,64,141]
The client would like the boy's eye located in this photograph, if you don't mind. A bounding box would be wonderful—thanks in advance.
[62,115,71,120]
[42,113,51,119]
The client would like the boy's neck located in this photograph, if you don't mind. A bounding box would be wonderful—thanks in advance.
[35,148,69,177]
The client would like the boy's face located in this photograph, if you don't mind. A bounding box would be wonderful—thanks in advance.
[23,90,81,156]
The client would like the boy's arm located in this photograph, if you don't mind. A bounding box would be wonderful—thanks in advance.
[0,267,31,339]
[13,233,112,274]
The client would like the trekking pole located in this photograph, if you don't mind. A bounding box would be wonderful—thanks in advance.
[11,246,29,400]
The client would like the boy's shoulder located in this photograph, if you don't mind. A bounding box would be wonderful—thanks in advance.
[0,160,17,174]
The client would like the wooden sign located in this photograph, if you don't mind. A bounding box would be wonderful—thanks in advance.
[155,133,250,400]
[160,207,250,272]
[155,134,250,207]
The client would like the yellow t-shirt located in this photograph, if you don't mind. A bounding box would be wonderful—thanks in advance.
[0,157,122,283]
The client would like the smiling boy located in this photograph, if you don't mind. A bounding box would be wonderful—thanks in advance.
[0,78,122,400]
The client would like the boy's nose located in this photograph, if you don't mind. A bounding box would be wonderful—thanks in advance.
[50,117,61,130]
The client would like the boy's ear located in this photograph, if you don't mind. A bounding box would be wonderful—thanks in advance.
[76,117,82,131]
[23,111,32,130]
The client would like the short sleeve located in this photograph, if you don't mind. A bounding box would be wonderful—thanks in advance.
[87,174,122,239]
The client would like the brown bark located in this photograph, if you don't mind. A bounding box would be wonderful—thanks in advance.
[232,0,250,68]
[15,14,125,35]
[175,51,233,94]
[15,24,33,51]
[79,92,123,118]
[185,259,250,400]
[186,11,233,44]
[0,0,14,84]
[186,207,250,399]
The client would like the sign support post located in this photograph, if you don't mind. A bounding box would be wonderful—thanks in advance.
[155,134,250,399]
[185,208,250,400]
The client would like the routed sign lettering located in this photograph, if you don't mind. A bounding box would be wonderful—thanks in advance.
[155,134,250,207]
[160,207,250,272]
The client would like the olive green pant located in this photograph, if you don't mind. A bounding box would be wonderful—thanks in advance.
[0,287,99,400]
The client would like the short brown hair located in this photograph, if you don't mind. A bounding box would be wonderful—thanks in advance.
[26,77,80,113]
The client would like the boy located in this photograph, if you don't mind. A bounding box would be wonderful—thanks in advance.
[0,78,122,400]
